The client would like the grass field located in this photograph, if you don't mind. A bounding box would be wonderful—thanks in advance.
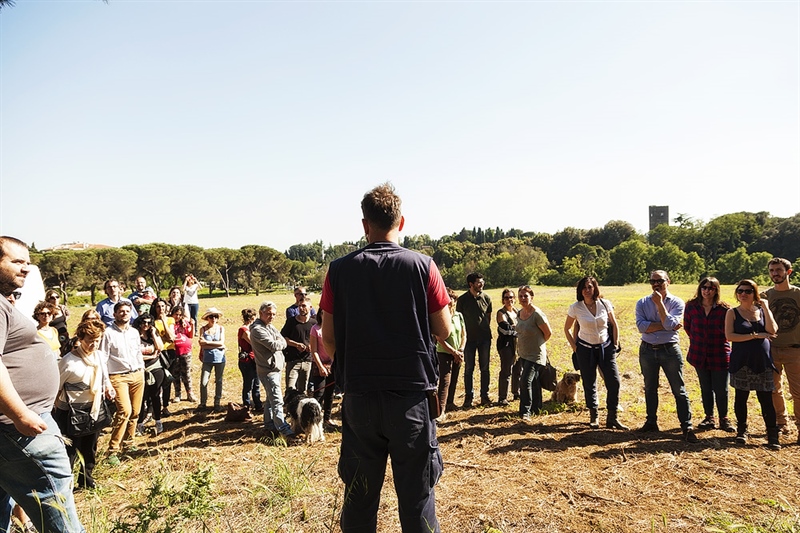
[68,284,800,532]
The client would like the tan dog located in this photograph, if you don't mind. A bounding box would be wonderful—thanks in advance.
[551,372,581,404]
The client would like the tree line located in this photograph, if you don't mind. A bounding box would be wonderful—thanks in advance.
[32,211,799,303]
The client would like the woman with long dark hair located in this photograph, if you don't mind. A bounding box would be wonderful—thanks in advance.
[725,279,780,449]
[564,276,626,430]
[238,308,262,411]
[134,314,165,435]
[684,277,733,432]
[151,298,176,414]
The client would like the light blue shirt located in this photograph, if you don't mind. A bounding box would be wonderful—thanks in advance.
[96,298,138,327]
[635,292,684,345]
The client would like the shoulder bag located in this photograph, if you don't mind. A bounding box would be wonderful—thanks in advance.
[539,357,558,391]
[63,382,116,437]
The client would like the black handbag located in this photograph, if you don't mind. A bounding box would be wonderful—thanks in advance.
[539,359,558,391]
[63,382,116,437]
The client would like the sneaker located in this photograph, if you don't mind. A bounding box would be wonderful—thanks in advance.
[736,432,748,445]
[154,421,163,435]
[683,429,699,443]
[637,421,660,433]
[171,397,181,403]
[135,423,145,437]
[323,418,339,430]
[697,416,715,430]
[462,398,473,409]
[521,413,532,422]
[106,454,121,467]
[497,399,510,407]
[719,417,736,433]
[480,397,493,407]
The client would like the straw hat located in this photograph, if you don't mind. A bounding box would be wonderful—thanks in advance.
[201,307,223,320]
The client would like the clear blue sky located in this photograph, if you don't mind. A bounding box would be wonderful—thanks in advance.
[2,1,798,253]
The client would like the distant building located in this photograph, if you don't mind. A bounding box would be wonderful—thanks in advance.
[649,206,669,231]
[42,242,112,252]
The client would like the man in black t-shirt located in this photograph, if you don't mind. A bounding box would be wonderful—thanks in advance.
[281,298,316,392]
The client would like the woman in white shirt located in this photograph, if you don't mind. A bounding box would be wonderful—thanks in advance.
[564,276,627,431]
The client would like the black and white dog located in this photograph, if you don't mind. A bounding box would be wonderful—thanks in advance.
[283,388,325,443]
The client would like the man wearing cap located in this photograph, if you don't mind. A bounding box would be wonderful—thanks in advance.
[0,235,85,533]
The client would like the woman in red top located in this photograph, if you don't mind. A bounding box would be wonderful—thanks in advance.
[684,277,733,432]
[238,308,262,411]
[170,305,196,403]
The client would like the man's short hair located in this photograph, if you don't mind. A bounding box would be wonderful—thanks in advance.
[650,270,670,282]
[299,298,311,306]
[259,301,277,314]
[466,272,484,286]
[361,182,402,231]
[769,257,792,271]
[104,279,119,292]
[113,301,132,313]
[0,236,28,259]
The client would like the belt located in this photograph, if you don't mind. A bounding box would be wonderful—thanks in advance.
[641,341,677,350]
[111,368,141,375]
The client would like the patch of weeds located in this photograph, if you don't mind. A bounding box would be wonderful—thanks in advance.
[704,509,800,533]
[107,465,219,533]
[251,451,315,512]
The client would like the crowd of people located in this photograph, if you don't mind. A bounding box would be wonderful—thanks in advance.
[0,184,798,533]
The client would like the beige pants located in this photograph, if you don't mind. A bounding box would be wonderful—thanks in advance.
[108,370,145,453]
[771,345,800,426]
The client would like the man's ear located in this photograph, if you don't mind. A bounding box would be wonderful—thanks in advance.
[398,216,405,232]
[362,219,369,237]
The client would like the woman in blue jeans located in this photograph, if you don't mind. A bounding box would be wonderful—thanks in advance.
[516,285,552,420]
[564,276,627,430]
[197,307,226,413]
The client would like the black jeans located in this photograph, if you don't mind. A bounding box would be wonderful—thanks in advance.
[576,341,621,412]
[339,390,442,533]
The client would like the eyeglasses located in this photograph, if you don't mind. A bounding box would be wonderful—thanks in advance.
[295,292,306,297]
[10,291,21,300]
[503,295,515,300]
[649,279,666,285]
[700,286,715,292]
[209,315,220,319]
[736,288,754,295]
[38,311,52,316]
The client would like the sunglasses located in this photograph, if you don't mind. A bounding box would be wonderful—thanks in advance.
[700,286,715,291]
[10,291,21,300]
[208,314,220,319]
[503,295,515,300]
[38,311,52,316]
[736,288,755,295]
[649,279,666,285]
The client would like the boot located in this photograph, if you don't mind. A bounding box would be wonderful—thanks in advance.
[606,410,629,430]
[735,424,748,445]
[589,408,600,429]
[766,427,781,451]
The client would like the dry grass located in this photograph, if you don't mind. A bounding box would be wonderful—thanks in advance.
[71,286,800,532]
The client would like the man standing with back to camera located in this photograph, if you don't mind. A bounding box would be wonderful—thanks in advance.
[320,183,452,533]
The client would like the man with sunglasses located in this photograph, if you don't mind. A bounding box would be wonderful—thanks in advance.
[635,270,698,443]
[764,257,800,442]
[286,286,316,320]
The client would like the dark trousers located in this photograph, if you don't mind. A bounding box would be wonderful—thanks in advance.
[696,368,730,419]
[53,407,99,487]
[463,339,491,401]
[497,345,516,402]
[576,341,621,412]
[436,352,460,413]
[339,390,442,533]
[519,360,543,416]
[310,369,335,419]
[238,359,263,410]
[734,388,776,429]
[160,350,176,407]
[139,367,165,423]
